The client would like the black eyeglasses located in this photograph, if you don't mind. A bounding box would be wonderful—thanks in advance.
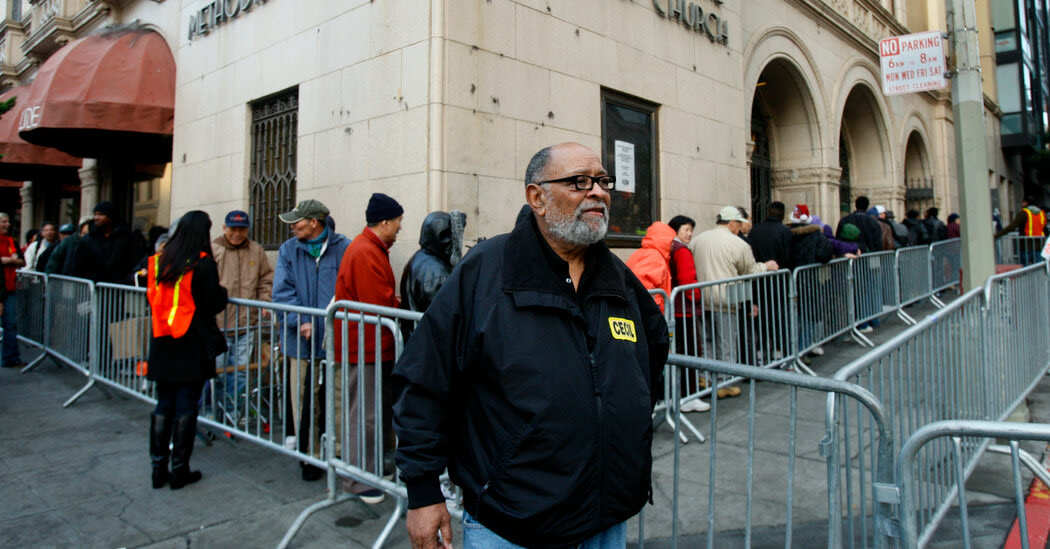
[535,174,616,191]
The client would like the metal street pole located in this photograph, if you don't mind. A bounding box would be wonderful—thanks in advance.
[947,0,995,289]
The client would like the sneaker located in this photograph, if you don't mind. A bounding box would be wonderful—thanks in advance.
[284,436,297,450]
[356,489,386,505]
[858,326,874,334]
[810,346,824,356]
[716,386,742,398]
[679,399,711,412]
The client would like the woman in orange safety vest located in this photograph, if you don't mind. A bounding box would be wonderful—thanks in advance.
[146,211,228,490]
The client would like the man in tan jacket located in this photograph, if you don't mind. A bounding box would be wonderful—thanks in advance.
[690,206,777,366]
[211,210,274,375]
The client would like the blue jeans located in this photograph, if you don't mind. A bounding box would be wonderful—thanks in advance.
[215,334,253,407]
[1,291,21,366]
[462,511,627,549]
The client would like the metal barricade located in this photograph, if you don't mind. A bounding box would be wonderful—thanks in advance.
[665,270,794,442]
[42,274,95,375]
[279,299,423,549]
[833,263,1050,546]
[849,251,898,346]
[93,283,155,403]
[982,263,1050,417]
[929,238,961,305]
[893,420,1050,548]
[14,270,47,350]
[996,235,1045,267]
[792,258,851,367]
[895,246,932,325]
[635,354,891,548]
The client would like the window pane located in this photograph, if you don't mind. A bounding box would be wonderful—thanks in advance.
[249,88,299,250]
[997,62,1021,113]
[996,31,1017,52]
[602,93,657,242]
[992,0,1016,30]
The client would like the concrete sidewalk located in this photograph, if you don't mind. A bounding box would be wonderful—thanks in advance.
[1,294,1044,548]
[0,349,415,548]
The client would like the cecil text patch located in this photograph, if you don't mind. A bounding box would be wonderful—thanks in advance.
[608,317,637,342]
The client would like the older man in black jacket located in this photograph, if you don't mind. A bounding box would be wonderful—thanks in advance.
[392,142,669,549]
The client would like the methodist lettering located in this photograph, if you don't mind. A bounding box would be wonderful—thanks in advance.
[652,0,729,45]
[188,0,268,41]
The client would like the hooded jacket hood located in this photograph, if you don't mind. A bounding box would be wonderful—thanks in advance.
[639,221,676,262]
[418,211,467,266]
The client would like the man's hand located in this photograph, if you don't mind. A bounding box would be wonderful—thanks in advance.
[763,260,779,271]
[299,322,313,340]
[407,503,454,549]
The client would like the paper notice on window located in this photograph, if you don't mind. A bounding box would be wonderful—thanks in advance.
[614,140,636,194]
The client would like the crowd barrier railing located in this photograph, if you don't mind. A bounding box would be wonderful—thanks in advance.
[929,239,962,306]
[792,258,852,367]
[637,353,891,549]
[14,270,47,358]
[831,262,1050,546]
[278,299,423,549]
[892,420,1050,548]
[995,234,1045,266]
[895,246,932,324]
[848,250,898,347]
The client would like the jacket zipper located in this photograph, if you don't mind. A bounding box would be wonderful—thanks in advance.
[588,350,604,524]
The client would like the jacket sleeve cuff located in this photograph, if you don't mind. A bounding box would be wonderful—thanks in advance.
[406,475,446,510]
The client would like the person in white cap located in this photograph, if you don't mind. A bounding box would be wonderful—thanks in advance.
[690,206,778,368]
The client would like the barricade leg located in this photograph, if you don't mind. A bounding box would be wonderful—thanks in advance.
[19,351,48,373]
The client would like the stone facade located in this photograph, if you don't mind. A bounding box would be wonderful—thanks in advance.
[0,0,1024,271]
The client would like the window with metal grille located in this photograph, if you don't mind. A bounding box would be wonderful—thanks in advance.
[249,87,298,249]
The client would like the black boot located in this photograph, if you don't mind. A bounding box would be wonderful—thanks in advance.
[169,414,202,490]
[150,413,172,489]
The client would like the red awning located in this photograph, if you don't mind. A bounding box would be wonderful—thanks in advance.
[0,85,82,181]
[17,27,175,163]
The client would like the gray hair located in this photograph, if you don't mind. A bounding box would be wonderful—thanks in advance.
[524,146,553,186]
[0,212,8,221]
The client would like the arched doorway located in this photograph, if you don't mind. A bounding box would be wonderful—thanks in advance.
[837,85,890,208]
[839,134,851,214]
[750,102,772,220]
[749,58,822,219]
[903,131,933,214]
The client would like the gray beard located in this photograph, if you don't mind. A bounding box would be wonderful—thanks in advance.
[545,197,609,247]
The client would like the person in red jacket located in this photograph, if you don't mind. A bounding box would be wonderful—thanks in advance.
[667,215,709,412]
[0,212,26,368]
[333,192,403,504]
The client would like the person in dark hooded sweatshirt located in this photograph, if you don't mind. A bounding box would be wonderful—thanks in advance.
[400,210,467,317]
[69,201,147,284]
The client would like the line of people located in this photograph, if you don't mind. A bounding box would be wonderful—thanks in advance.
[624,195,960,412]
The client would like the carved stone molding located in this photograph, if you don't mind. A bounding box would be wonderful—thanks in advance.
[772,166,842,188]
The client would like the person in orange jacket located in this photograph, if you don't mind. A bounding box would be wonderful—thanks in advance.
[626,221,676,313]
[332,192,404,505]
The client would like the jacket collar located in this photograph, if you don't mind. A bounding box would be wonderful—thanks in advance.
[361,227,391,254]
[502,213,627,303]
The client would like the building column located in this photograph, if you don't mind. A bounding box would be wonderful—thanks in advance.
[79,159,99,219]
[19,181,33,235]
[772,166,841,222]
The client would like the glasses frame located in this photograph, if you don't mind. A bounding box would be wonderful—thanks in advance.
[535,174,616,191]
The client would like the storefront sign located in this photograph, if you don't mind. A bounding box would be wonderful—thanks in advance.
[652,0,729,45]
[18,105,41,131]
[188,0,268,41]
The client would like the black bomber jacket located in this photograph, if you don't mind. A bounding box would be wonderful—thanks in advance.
[392,214,669,548]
